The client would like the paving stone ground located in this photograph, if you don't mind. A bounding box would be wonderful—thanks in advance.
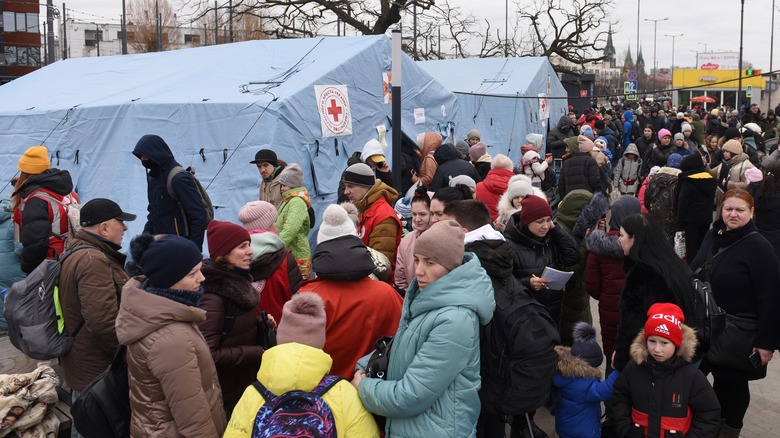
[534,298,780,438]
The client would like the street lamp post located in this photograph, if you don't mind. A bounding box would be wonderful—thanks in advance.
[770,0,775,112]
[665,33,683,96]
[738,0,745,109]
[644,17,668,97]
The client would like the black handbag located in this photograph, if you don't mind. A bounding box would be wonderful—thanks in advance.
[257,311,277,350]
[705,313,759,372]
[71,346,130,438]
[366,336,393,379]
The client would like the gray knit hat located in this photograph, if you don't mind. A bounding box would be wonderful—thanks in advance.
[342,163,376,188]
[277,163,305,188]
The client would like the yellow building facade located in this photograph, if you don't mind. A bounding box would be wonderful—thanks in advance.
[672,69,765,109]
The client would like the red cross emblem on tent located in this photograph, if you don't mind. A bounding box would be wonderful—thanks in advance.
[315,85,352,137]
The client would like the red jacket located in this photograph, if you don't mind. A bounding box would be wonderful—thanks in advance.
[356,183,401,270]
[476,168,514,220]
[583,229,626,359]
[302,277,402,379]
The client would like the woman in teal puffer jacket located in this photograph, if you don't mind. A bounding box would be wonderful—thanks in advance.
[352,220,495,437]
[0,197,26,330]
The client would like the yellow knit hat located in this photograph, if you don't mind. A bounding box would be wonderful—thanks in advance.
[18,146,51,175]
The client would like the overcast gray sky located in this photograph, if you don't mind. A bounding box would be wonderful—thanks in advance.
[59,0,778,72]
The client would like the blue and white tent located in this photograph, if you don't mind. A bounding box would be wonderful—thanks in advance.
[0,35,458,248]
[417,57,568,164]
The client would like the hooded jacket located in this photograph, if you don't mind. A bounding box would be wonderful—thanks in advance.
[476,168,514,221]
[358,253,495,438]
[550,115,579,157]
[645,167,681,239]
[613,329,720,438]
[198,264,264,413]
[430,143,482,191]
[691,114,706,145]
[133,135,209,250]
[59,230,129,391]
[0,198,24,292]
[622,110,636,148]
[675,164,716,228]
[276,187,312,277]
[225,343,380,438]
[354,181,402,267]
[304,235,403,379]
[551,346,620,438]
[559,152,603,197]
[394,225,427,291]
[414,132,443,187]
[12,168,75,273]
[248,232,301,323]
[584,229,625,360]
[613,144,642,194]
[116,279,227,438]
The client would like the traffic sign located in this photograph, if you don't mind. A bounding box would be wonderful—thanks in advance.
[746,85,753,98]
[624,80,637,95]
[627,70,637,80]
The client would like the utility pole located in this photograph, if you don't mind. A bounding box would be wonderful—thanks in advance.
[95,23,100,56]
[644,17,668,97]
[665,33,683,95]
[121,0,128,54]
[505,0,509,57]
[46,0,55,64]
[738,0,745,109]
[61,3,67,60]
[155,0,161,51]
[770,0,776,112]
[214,1,218,44]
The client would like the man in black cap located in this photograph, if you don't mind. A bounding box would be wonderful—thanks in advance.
[58,198,137,423]
[251,149,287,209]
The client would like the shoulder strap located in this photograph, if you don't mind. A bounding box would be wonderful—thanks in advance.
[311,375,343,397]
[166,166,191,237]
[696,231,759,278]
[26,190,68,237]
[251,380,276,402]
[166,166,186,201]
[221,297,237,339]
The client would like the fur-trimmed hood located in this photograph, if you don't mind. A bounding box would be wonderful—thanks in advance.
[629,324,698,365]
[496,174,546,224]
[584,229,624,259]
[555,345,601,379]
[572,191,610,241]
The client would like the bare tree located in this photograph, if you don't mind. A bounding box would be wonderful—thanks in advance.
[128,0,178,52]
[179,0,436,39]
[518,0,614,74]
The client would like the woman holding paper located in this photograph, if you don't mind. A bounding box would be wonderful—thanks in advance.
[504,194,579,330]
[612,213,698,372]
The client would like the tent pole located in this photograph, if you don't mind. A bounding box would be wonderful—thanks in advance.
[392,29,403,192]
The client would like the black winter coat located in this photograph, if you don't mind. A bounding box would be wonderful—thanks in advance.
[559,152,603,197]
[613,329,720,438]
[646,143,675,170]
[468,239,559,416]
[646,115,666,134]
[690,220,780,381]
[337,151,395,203]
[504,220,579,325]
[14,169,74,273]
[133,135,209,250]
[312,235,376,281]
[429,143,482,191]
[748,184,780,259]
[613,261,695,371]
[547,116,578,158]
[675,171,716,228]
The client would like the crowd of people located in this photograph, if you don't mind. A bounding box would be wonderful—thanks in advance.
[1,100,780,438]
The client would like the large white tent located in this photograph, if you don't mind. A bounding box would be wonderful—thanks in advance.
[417,57,568,164]
[0,35,459,249]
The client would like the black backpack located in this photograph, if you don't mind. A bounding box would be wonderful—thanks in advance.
[71,346,130,438]
[630,120,643,143]
[480,277,560,416]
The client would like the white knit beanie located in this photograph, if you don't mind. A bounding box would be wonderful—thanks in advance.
[238,201,278,232]
[317,204,358,244]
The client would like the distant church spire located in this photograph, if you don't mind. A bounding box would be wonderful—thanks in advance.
[604,25,616,68]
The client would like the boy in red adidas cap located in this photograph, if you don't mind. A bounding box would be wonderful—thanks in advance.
[612,303,720,438]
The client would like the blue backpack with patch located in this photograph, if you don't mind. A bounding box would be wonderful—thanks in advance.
[251,375,342,438]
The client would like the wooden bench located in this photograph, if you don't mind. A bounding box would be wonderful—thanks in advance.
[0,336,73,436]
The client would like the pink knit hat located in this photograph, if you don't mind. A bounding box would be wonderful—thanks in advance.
[238,201,278,232]
[276,293,327,349]
[469,142,488,160]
